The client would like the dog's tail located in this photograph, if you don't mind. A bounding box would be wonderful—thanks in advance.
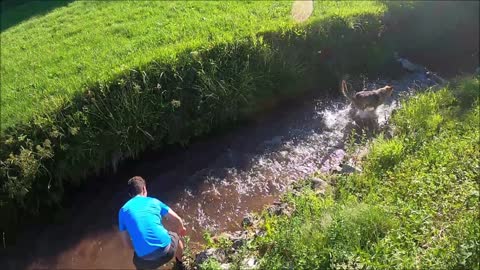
[340,77,354,102]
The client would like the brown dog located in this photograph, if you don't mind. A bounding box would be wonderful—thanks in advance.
[341,79,393,110]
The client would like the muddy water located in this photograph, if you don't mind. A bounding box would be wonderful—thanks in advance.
[3,71,438,270]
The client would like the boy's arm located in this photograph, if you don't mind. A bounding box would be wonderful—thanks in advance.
[165,208,187,237]
[118,210,132,249]
[120,231,133,249]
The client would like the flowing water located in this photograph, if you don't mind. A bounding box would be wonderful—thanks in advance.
[3,70,439,270]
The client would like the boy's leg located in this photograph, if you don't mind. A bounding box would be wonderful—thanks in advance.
[175,238,184,262]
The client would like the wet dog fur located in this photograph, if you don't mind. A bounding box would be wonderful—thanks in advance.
[341,79,394,111]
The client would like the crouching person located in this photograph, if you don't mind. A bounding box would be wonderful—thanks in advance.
[119,176,187,270]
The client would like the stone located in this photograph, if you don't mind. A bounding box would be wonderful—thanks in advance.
[242,214,255,228]
[310,177,328,190]
[340,164,361,174]
[231,238,245,250]
[228,230,249,250]
[195,248,226,265]
[241,257,258,269]
[220,263,232,270]
[254,229,266,238]
[267,202,290,216]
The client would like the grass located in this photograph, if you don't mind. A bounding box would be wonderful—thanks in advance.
[0,0,385,132]
[230,77,479,269]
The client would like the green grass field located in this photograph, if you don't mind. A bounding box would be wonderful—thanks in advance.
[0,0,385,131]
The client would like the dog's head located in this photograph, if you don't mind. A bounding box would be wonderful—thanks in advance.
[384,85,394,96]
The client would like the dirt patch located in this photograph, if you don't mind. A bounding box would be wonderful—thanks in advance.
[291,0,313,23]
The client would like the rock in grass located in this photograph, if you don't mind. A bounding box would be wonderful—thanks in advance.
[231,238,245,250]
[310,177,328,190]
[267,202,291,216]
[195,248,226,265]
[254,229,266,238]
[340,164,361,174]
[231,231,250,250]
[242,214,256,228]
[241,257,258,269]
[221,230,250,250]
[220,263,232,270]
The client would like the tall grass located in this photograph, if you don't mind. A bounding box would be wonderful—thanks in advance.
[257,192,397,269]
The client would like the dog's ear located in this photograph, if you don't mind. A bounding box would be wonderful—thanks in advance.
[343,80,351,91]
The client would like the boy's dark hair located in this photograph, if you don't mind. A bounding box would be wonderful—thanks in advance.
[128,176,146,197]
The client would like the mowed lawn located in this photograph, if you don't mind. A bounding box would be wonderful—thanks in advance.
[0,1,385,132]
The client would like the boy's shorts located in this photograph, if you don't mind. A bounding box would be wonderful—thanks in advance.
[132,231,180,270]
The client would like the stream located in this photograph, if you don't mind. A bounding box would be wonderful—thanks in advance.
[3,69,440,270]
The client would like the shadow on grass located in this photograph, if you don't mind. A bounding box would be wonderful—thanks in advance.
[382,1,479,77]
[1,0,74,32]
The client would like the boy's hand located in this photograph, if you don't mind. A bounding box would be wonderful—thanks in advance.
[179,226,187,237]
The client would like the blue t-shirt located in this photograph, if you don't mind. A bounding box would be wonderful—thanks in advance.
[118,196,171,257]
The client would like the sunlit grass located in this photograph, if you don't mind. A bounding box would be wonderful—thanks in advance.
[0,1,386,131]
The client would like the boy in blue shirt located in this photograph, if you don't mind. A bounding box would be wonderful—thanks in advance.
[119,176,187,270]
